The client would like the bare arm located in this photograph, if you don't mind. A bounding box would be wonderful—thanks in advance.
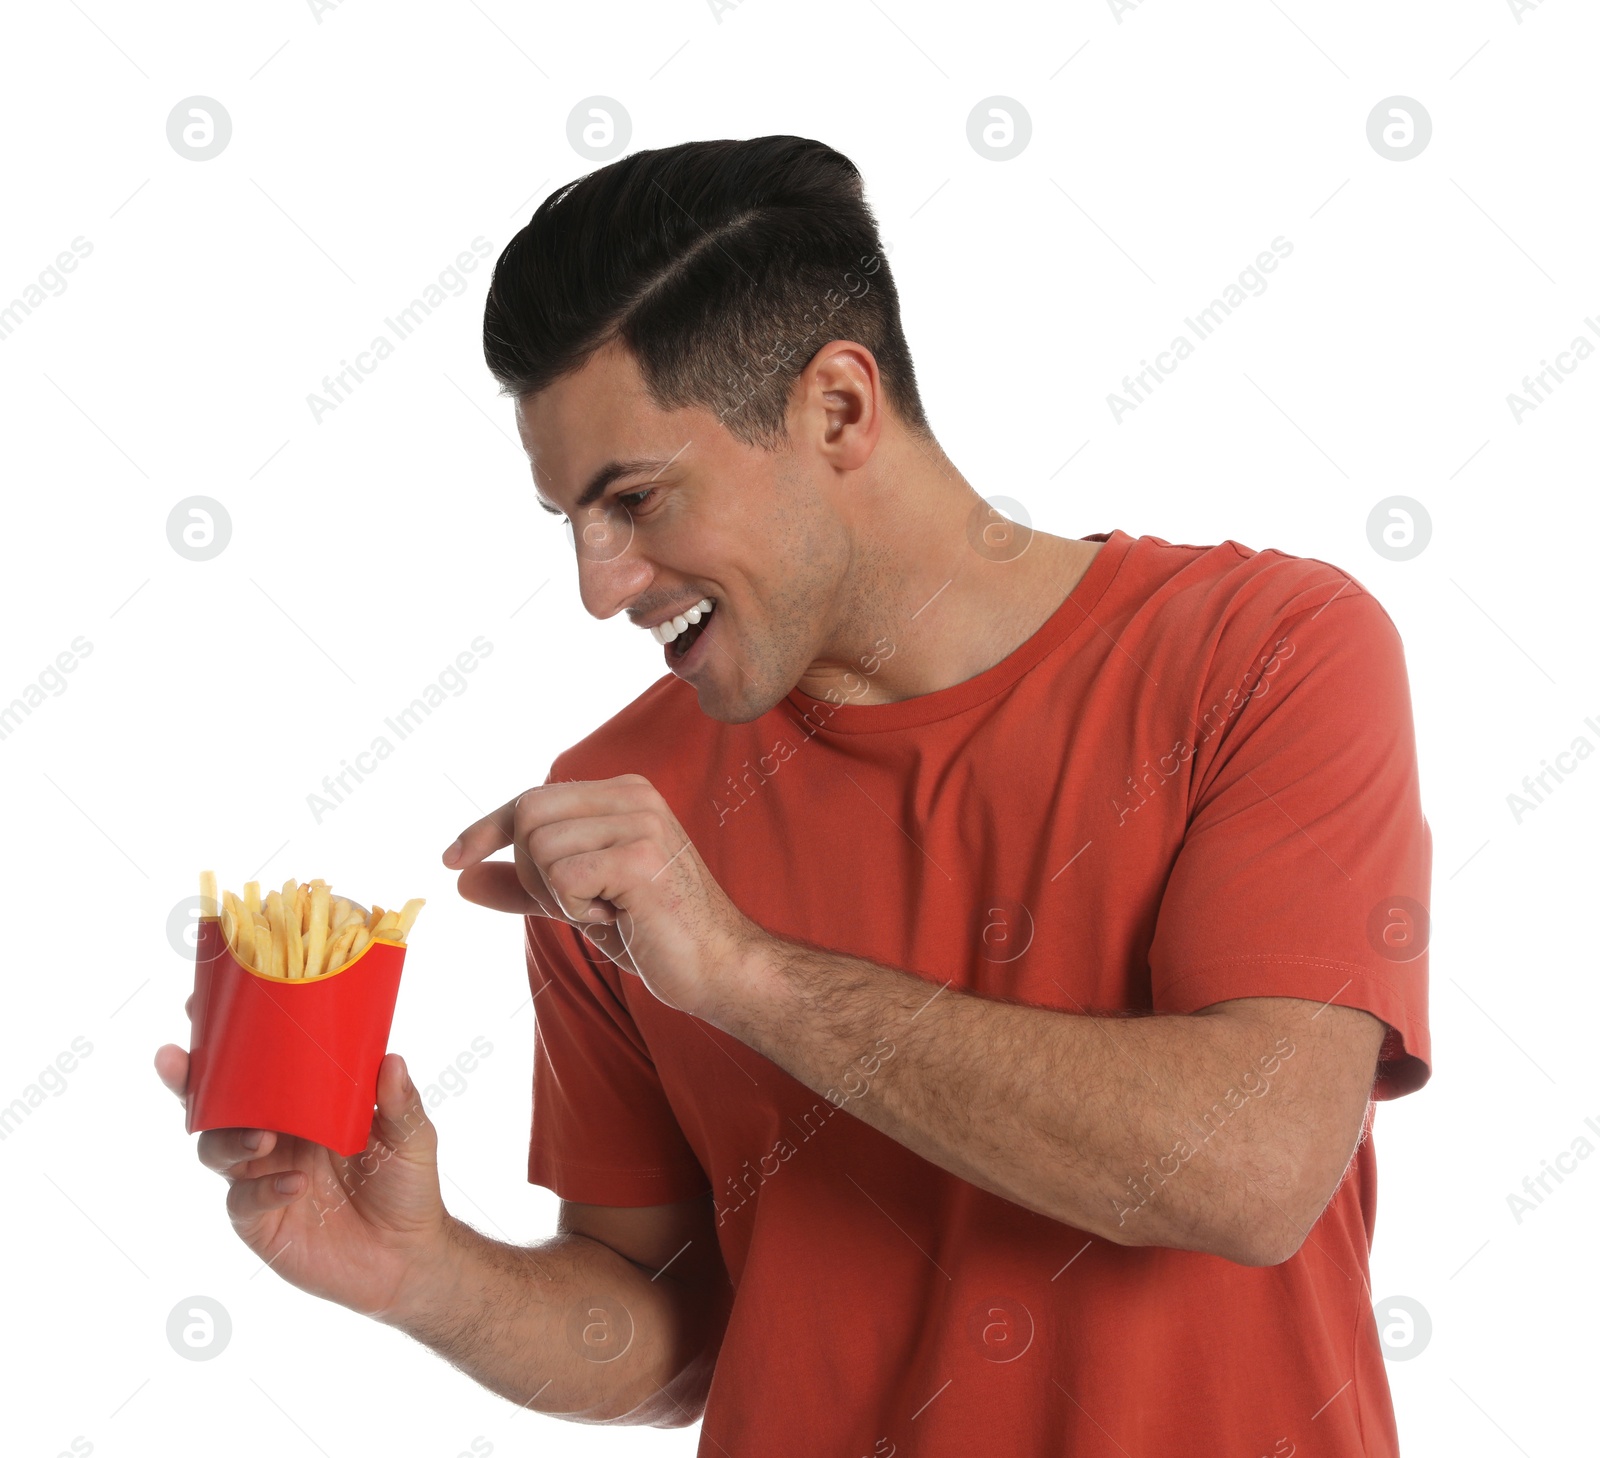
[443,774,1394,1270]
[384,1194,731,1427]
[154,1018,728,1428]
[710,940,1388,1267]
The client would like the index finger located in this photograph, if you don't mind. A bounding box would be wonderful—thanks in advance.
[442,794,523,869]
[443,776,655,869]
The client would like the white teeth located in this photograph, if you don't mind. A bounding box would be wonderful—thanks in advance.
[649,598,715,645]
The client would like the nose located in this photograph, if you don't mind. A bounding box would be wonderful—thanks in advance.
[568,511,652,621]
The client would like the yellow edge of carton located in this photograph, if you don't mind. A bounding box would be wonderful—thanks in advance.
[197,916,405,985]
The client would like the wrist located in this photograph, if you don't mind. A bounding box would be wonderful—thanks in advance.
[375,1212,470,1334]
[703,927,794,1045]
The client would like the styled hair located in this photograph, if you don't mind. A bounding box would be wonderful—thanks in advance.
[482,135,932,451]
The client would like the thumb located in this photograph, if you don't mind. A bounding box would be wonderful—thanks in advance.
[455,861,550,916]
[373,1053,436,1160]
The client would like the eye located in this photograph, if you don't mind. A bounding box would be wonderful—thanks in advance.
[617,487,657,513]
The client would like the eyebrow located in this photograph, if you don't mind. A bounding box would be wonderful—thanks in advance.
[536,457,676,517]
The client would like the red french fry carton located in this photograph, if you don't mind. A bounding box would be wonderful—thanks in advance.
[185,916,407,1156]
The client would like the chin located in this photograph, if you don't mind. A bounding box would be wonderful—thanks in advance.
[695,678,783,726]
[699,694,773,727]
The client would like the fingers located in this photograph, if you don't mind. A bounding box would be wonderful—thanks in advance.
[446,778,663,924]
[531,810,675,922]
[157,996,196,1102]
[154,1044,189,1101]
[442,777,654,870]
[198,1126,278,1173]
[226,1167,306,1226]
[570,917,635,973]
[532,810,665,868]
[454,861,554,916]
[155,1049,279,1176]
[443,794,521,869]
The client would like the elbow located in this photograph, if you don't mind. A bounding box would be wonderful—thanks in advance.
[644,1350,716,1429]
[1190,1223,1299,1268]
[1157,1219,1302,1268]
[648,1402,707,1430]
[1230,1179,1325,1267]
[1230,1226,1305,1268]
[1109,1207,1293,1266]
[1093,1140,1326,1266]
[1107,1183,1315,1267]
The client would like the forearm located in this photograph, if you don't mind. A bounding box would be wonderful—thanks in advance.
[382,1214,720,1426]
[710,939,1301,1264]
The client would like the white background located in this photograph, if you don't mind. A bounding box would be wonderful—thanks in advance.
[1,1,1594,1454]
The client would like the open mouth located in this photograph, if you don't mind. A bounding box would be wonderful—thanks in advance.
[650,596,716,665]
[649,592,720,665]
[670,616,708,660]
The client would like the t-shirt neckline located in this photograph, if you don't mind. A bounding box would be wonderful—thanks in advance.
[781,529,1135,734]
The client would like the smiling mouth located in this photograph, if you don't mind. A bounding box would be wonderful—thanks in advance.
[668,610,711,661]
[648,596,716,659]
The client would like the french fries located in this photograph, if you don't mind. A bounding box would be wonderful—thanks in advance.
[204,870,422,980]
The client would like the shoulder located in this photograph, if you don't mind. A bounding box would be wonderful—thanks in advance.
[1123,531,1378,620]
[1111,531,1400,666]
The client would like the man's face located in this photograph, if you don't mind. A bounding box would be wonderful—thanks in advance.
[516,338,851,724]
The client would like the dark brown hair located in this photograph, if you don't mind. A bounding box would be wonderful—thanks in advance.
[482,135,931,451]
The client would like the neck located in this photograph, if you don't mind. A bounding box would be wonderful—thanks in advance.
[796,439,1102,706]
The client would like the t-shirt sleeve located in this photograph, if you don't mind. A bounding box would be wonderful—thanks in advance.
[524,910,711,1204]
[1147,584,1432,1099]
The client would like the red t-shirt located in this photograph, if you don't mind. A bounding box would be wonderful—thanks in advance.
[523,529,1432,1456]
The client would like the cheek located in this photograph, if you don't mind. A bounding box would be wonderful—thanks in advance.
[705,475,844,643]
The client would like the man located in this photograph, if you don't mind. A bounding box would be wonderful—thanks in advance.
[156,136,1430,1455]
